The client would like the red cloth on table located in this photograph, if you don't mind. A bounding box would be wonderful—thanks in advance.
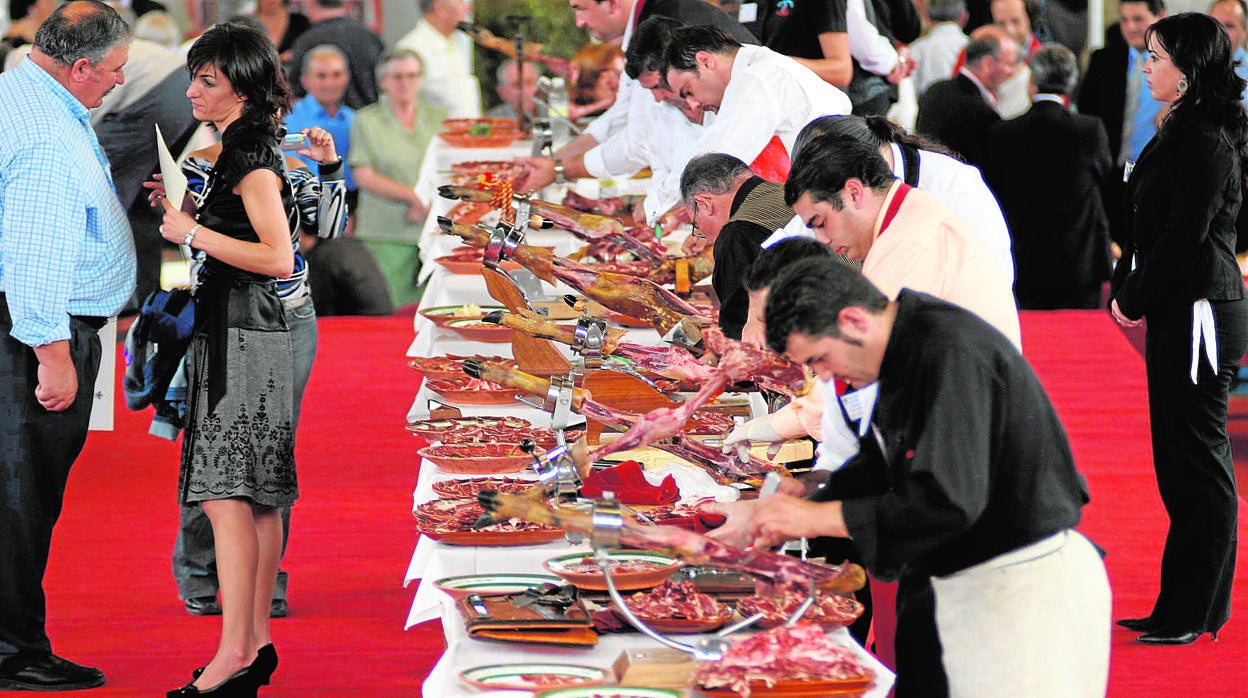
[581,460,679,505]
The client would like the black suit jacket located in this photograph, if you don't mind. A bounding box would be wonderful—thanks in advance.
[1074,25,1129,164]
[1109,115,1246,319]
[641,0,759,44]
[915,74,1000,168]
[983,100,1113,309]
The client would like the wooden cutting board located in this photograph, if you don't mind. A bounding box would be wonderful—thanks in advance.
[481,265,571,376]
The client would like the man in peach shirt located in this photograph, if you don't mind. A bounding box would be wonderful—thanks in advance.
[722,131,1019,469]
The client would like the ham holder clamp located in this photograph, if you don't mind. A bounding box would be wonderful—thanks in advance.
[480,493,829,662]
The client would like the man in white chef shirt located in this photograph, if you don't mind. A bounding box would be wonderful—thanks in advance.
[543,0,760,167]
[655,25,853,224]
[517,15,707,218]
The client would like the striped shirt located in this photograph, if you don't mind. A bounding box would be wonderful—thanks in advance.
[0,58,136,346]
[183,155,347,298]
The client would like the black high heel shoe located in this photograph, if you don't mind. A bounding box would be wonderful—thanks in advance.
[252,644,277,686]
[167,666,257,697]
[1136,629,1215,645]
[192,645,275,684]
[1115,617,1158,632]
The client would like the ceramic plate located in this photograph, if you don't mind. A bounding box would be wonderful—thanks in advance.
[419,304,506,328]
[539,688,684,698]
[459,663,612,692]
[627,607,734,634]
[443,318,513,343]
[438,131,522,148]
[428,528,565,547]
[418,442,538,474]
[694,677,876,697]
[441,118,521,134]
[432,573,561,600]
[424,384,521,407]
[544,551,682,591]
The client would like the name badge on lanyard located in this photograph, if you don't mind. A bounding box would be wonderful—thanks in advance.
[1123,160,1135,183]
[738,2,759,22]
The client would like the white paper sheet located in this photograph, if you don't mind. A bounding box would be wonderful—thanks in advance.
[156,124,187,212]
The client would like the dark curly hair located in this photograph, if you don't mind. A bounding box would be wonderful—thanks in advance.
[186,22,290,137]
[1146,12,1248,165]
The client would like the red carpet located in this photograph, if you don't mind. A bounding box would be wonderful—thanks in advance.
[1021,310,1248,696]
[16,317,443,697]
[9,312,1248,696]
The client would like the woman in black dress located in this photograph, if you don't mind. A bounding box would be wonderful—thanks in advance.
[157,23,298,695]
[1110,12,1248,646]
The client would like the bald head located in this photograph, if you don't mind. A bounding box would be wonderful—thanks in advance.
[965,24,1022,93]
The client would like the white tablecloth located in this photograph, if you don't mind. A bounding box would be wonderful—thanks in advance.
[402,135,892,698]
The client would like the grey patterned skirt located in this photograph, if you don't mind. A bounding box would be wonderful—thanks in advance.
[179,326,299,507]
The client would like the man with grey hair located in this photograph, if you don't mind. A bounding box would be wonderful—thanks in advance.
[678,153,793,339]
[286,44,357,207]
[486,58,540,119]
[915,24,1020,167]
[982,44,1113,309]
[0,1,135,690]
[908,0,969,96]
[287,0,384,109]
[395,0,480,118]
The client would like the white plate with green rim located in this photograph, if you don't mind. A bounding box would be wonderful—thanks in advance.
[543,550,681,591]
[537,688,684,698]
[432,573,561,600]
[459,663,613,691]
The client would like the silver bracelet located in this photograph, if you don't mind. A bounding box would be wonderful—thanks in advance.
[184,224,202,247]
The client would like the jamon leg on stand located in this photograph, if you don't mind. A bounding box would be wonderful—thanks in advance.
[436,216,556,284]
[478,490,867,595]
[464,361,782,478]
[482,309,628,355]
[529,199,667,263]
[552,258,710,338]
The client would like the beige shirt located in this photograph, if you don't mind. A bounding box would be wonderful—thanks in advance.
[395,20,481,119]
[772,181,1022,440]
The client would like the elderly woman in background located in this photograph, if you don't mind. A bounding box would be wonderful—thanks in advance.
[154,22,298,695]
[349,48,447,308]
[1110,12,1248,646]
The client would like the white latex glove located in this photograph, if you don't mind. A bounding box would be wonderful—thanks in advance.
[721,414,783,453]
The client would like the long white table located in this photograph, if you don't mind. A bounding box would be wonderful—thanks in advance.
[403,135,893,697]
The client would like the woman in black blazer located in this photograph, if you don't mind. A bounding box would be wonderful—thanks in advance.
[1109,12,1248,645]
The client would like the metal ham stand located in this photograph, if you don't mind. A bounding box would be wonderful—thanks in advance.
[582,497,818,661]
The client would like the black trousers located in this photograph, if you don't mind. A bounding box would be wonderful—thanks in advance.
[1144,297,1248,633]
[893,573,948,698]
[0,301,102,668]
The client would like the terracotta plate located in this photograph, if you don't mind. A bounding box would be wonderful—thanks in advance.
[443,318,513,343]
[543,551,682,591]
[441,118,521,134]
[427,528,565,547]
[418,442,538,474]
[419,304,506,328]
[425,385,521,407]
[438,131,522,148]
[627,606,733,634]
[694,677,876,697]
[539,689,684,698]
[432,573,561,600]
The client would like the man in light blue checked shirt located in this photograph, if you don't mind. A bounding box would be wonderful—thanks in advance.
[0,1,135,691]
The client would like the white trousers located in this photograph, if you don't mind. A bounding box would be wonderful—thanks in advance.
[932,530,1111,698]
